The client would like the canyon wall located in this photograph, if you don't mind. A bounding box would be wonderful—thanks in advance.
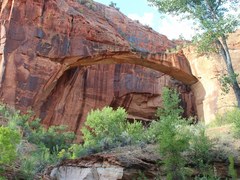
[184,29,240,123]
[0,0,197,135]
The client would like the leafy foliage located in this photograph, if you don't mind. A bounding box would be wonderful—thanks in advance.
[0,105,75,153]
[148,0,240,39]
[209,108,239,128]
[146,88,183,143]
[219,73,239,94]
[227,108,240,137]
[148,0,240,107]
[82,107,145,151]
[0,104,75,178]
[210,108,240,136]
[155,88,189,179]
[157,116,190,179]
[157,87,183,119]
[59,107,146,159]
[189,124,214,175]
[0,126,20,165]
[27,124,75,153]
[228,155,237,179]
[109,1,120,11]
[19,145,59,179]
[154,87,213,179]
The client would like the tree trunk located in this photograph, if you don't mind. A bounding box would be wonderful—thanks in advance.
[216,37,240,107]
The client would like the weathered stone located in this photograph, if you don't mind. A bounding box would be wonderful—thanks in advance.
[184,29,240,123]
[0,0,197,137]
[45,143,240,179]
[50,167,124,180]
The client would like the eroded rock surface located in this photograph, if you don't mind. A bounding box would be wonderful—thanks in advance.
[0,0,197,135]
[39,63,196,134]
[183,29,240,123]
[46,143,240,180]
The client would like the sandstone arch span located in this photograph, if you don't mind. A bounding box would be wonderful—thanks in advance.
[0,0,197,135]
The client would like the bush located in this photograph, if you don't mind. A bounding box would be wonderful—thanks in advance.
[0,104,75,178]
[154,87,213,179]
[189,124,213,175]
[27,124,75,153]
[154,88,189,179]
[230,108,240,136]
[156,87,183,120]
[210,108,240,137]
[81,107,145,151]
[228,155,237,179]
[19,145,59,179]
[0,104,75,153]
[0,126,20,165]
[157,116,190,180]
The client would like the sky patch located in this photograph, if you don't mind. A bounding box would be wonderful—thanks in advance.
[94,0,195,40]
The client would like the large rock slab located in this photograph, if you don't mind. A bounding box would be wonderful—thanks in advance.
[46,142,240,179]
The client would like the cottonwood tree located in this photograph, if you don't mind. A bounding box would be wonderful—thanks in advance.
[148,0,240,107]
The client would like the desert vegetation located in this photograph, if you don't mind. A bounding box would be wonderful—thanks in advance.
[0,87,239,179]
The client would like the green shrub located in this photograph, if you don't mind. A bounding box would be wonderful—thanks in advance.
[82,107,145,152]
[0,104,75,153]
[154,87,214,179]
[209,108,239,127]
[156,87,183,120]
[144,120,161,143]
[0,126,20,165]
[228,155,237,179]
[58,144,88,160]
[0,104,75,177]
[209,108,240,137]
[0,176,6,180]
[19,145,59,179]
[230,108,240,136]
[27,125,75,153]
[154,88,189,179]
[158,116,190,180]
[189,124,213,175]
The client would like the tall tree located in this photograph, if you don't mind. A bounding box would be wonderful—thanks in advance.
[148,0,240,107]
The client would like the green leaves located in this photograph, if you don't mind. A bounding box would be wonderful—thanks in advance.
[0,104,75,178]
[154,87,213,179]
[82,107,145,151]
[156,87,183,120]
[0,126,20,165]
[148,0,240,48]
[219,73,239,94]
[149,0,240,106]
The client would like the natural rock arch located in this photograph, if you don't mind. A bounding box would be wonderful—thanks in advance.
[0,0,197,135]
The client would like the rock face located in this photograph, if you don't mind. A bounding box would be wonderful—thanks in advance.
[184,29,240,123]
[40,64,196,134]
[46,144,240,180]
[48,146,161,180]
[0,0,197,135]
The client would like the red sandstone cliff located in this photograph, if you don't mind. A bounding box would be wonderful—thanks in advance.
[0,0,197,135]
[183,29,240,123]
